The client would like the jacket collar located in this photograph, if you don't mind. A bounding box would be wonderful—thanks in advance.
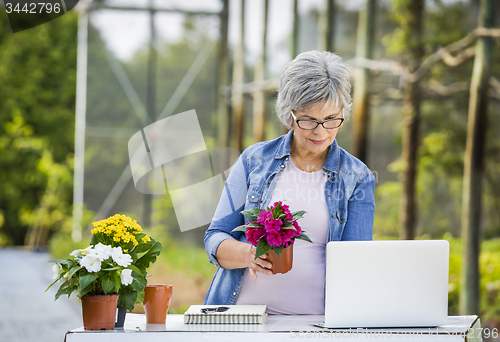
[275,130,340,173]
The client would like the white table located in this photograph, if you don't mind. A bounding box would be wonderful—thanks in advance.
[64,314,483,342]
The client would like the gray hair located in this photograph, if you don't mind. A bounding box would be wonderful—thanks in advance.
[275,51,352,128]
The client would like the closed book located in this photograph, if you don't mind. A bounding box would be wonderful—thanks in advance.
[183,305,267,324]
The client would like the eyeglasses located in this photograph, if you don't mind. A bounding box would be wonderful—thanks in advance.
[290,111,344,130]
[200,306,230,314]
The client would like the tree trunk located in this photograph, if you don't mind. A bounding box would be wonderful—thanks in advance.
[217,0,230,165]
[281,0,300,136]
[351,0,376,164]
[231,0,245,152]
[252,0,269,143]
[460,0,494,315]
[217,0,229,148]
[398,0,424,241]
[321,0,335,52]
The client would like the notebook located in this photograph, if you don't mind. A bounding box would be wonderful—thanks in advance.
[183,305,267,324]
[318,240,449,328]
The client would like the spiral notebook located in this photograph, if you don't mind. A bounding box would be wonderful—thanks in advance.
[183,305,267,324]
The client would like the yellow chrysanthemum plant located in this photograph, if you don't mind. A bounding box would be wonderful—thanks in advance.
[89,214,163,311]
[47,215,162,313]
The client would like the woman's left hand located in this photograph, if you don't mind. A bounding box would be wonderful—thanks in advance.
[248,244,273,279]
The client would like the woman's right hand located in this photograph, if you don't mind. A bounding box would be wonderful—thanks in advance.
[247,244,273,279]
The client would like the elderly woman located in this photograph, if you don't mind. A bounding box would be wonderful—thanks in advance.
[203,51,375,314]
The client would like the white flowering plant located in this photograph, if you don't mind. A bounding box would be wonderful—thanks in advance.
[88,215,162,311]
[46,242,146,311]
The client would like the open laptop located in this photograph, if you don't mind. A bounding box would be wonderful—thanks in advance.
[317,240,449,328]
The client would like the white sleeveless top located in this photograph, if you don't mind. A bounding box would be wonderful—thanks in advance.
[234,159,329,314]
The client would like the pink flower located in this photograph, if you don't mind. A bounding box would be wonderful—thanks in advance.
[257,211,272,225]
[246,223,266,246]
[266,231,283,247]
[292,220,302,237]
[267,230,295,248]
[285,212,293,220]
[281,203,290,213]
[270,201,290,214]
[264,218,282,233]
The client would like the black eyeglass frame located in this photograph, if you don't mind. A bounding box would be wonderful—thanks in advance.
[290,111,344,130]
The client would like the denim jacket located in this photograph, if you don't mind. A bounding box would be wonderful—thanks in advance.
[203,130,375,305]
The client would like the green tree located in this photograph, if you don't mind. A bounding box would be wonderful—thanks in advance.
[351,0,376,164]
[384,0,425,240]
[460,0,496,316]
[0,13,78,245]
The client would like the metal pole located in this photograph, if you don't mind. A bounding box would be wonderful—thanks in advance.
[143,0,156,229]
[291,0,299,58]
[231,0,245,152]
[252,0,269,143]
[217,0,230,149]
[72,3,89,242]
[282,0,299,135]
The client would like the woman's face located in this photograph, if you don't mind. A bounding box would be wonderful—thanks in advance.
[291,102,343,156]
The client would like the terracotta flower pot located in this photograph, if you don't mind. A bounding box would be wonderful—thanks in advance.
[143,284,173,324]
[81,294,119,330]
[267,243,293,274]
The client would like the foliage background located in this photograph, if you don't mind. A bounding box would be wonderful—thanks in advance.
[0,0,499,329]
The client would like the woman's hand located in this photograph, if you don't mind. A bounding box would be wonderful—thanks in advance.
[214,239,272,278]
[247,244,273,279]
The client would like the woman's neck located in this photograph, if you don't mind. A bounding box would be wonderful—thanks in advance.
[290,136,329,165]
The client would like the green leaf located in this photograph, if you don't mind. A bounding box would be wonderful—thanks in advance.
[135,291,144,304]
[132,273,147,288]
[101,266,120,271]
[136,241,162,270]
[244,207,264,216]
[296,232,313,243]
[255,239,272,260]
[280,224,296,230]
[240,207,264,221]
[231,225,247,233]
[147,240,163,256]
[118,291,137,312]
[272,202,283,218]
[131,279,143,293]
[67,266,82,279]
[79,283,94,298]
[292,211,306,220]
[79,274,98,292]
[48,259,73,266]
[132,243,151,254]
[273,245,285,258]
[135,233,146,240]
[101,277,115,294]
[55,285,73,300]
[114,273,122,293]
[241,211,258,221]
[246,222,262,228]
[45,274,64,292]
[127,264,144,277]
